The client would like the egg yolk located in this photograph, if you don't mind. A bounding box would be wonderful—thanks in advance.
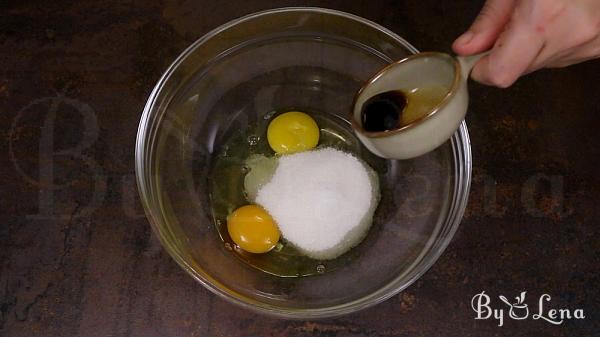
[267,111,320,154]
[227,205,280,254]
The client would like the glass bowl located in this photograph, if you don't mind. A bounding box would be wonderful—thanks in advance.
[135,7,471,318]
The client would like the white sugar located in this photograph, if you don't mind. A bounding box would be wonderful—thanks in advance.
[255,148,379,260]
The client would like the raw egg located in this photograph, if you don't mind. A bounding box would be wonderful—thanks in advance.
[267,111,319,154]
[227,205,280,253]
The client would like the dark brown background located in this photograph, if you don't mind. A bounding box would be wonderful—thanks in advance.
[1,1,599,336]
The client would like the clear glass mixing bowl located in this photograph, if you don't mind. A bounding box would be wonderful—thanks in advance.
[135,7,471,318]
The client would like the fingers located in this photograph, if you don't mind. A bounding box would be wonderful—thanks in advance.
[471,17,545,87]
[457,0,600,87]
[545,40,600,68]
[529,2,600,70]
[453,0,516,56]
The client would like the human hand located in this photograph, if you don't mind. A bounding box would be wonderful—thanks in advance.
[452,0,600,87]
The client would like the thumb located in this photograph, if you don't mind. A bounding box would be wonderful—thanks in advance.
[453,0,516,56]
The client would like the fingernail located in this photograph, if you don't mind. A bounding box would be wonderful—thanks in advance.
[455,31,475,45]
[470,70,490,85]
[472,61,499,87]
[470,62,488,84]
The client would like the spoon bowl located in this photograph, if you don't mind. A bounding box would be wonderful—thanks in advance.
[352,52,483,159]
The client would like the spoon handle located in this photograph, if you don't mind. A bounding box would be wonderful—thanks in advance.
[457,51,490,80]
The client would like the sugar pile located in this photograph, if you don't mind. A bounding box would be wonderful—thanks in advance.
[255,148,379,260]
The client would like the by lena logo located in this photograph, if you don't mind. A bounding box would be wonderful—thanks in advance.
[471,291,585,327]
[499,291,529,320]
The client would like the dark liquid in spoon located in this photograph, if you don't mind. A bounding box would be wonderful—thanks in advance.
[361,91,407,132]
[360,86,449,132]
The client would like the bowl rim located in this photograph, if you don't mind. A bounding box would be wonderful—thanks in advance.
[135,6,472,319]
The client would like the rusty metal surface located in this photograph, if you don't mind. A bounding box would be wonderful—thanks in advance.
[1,1,599,336]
